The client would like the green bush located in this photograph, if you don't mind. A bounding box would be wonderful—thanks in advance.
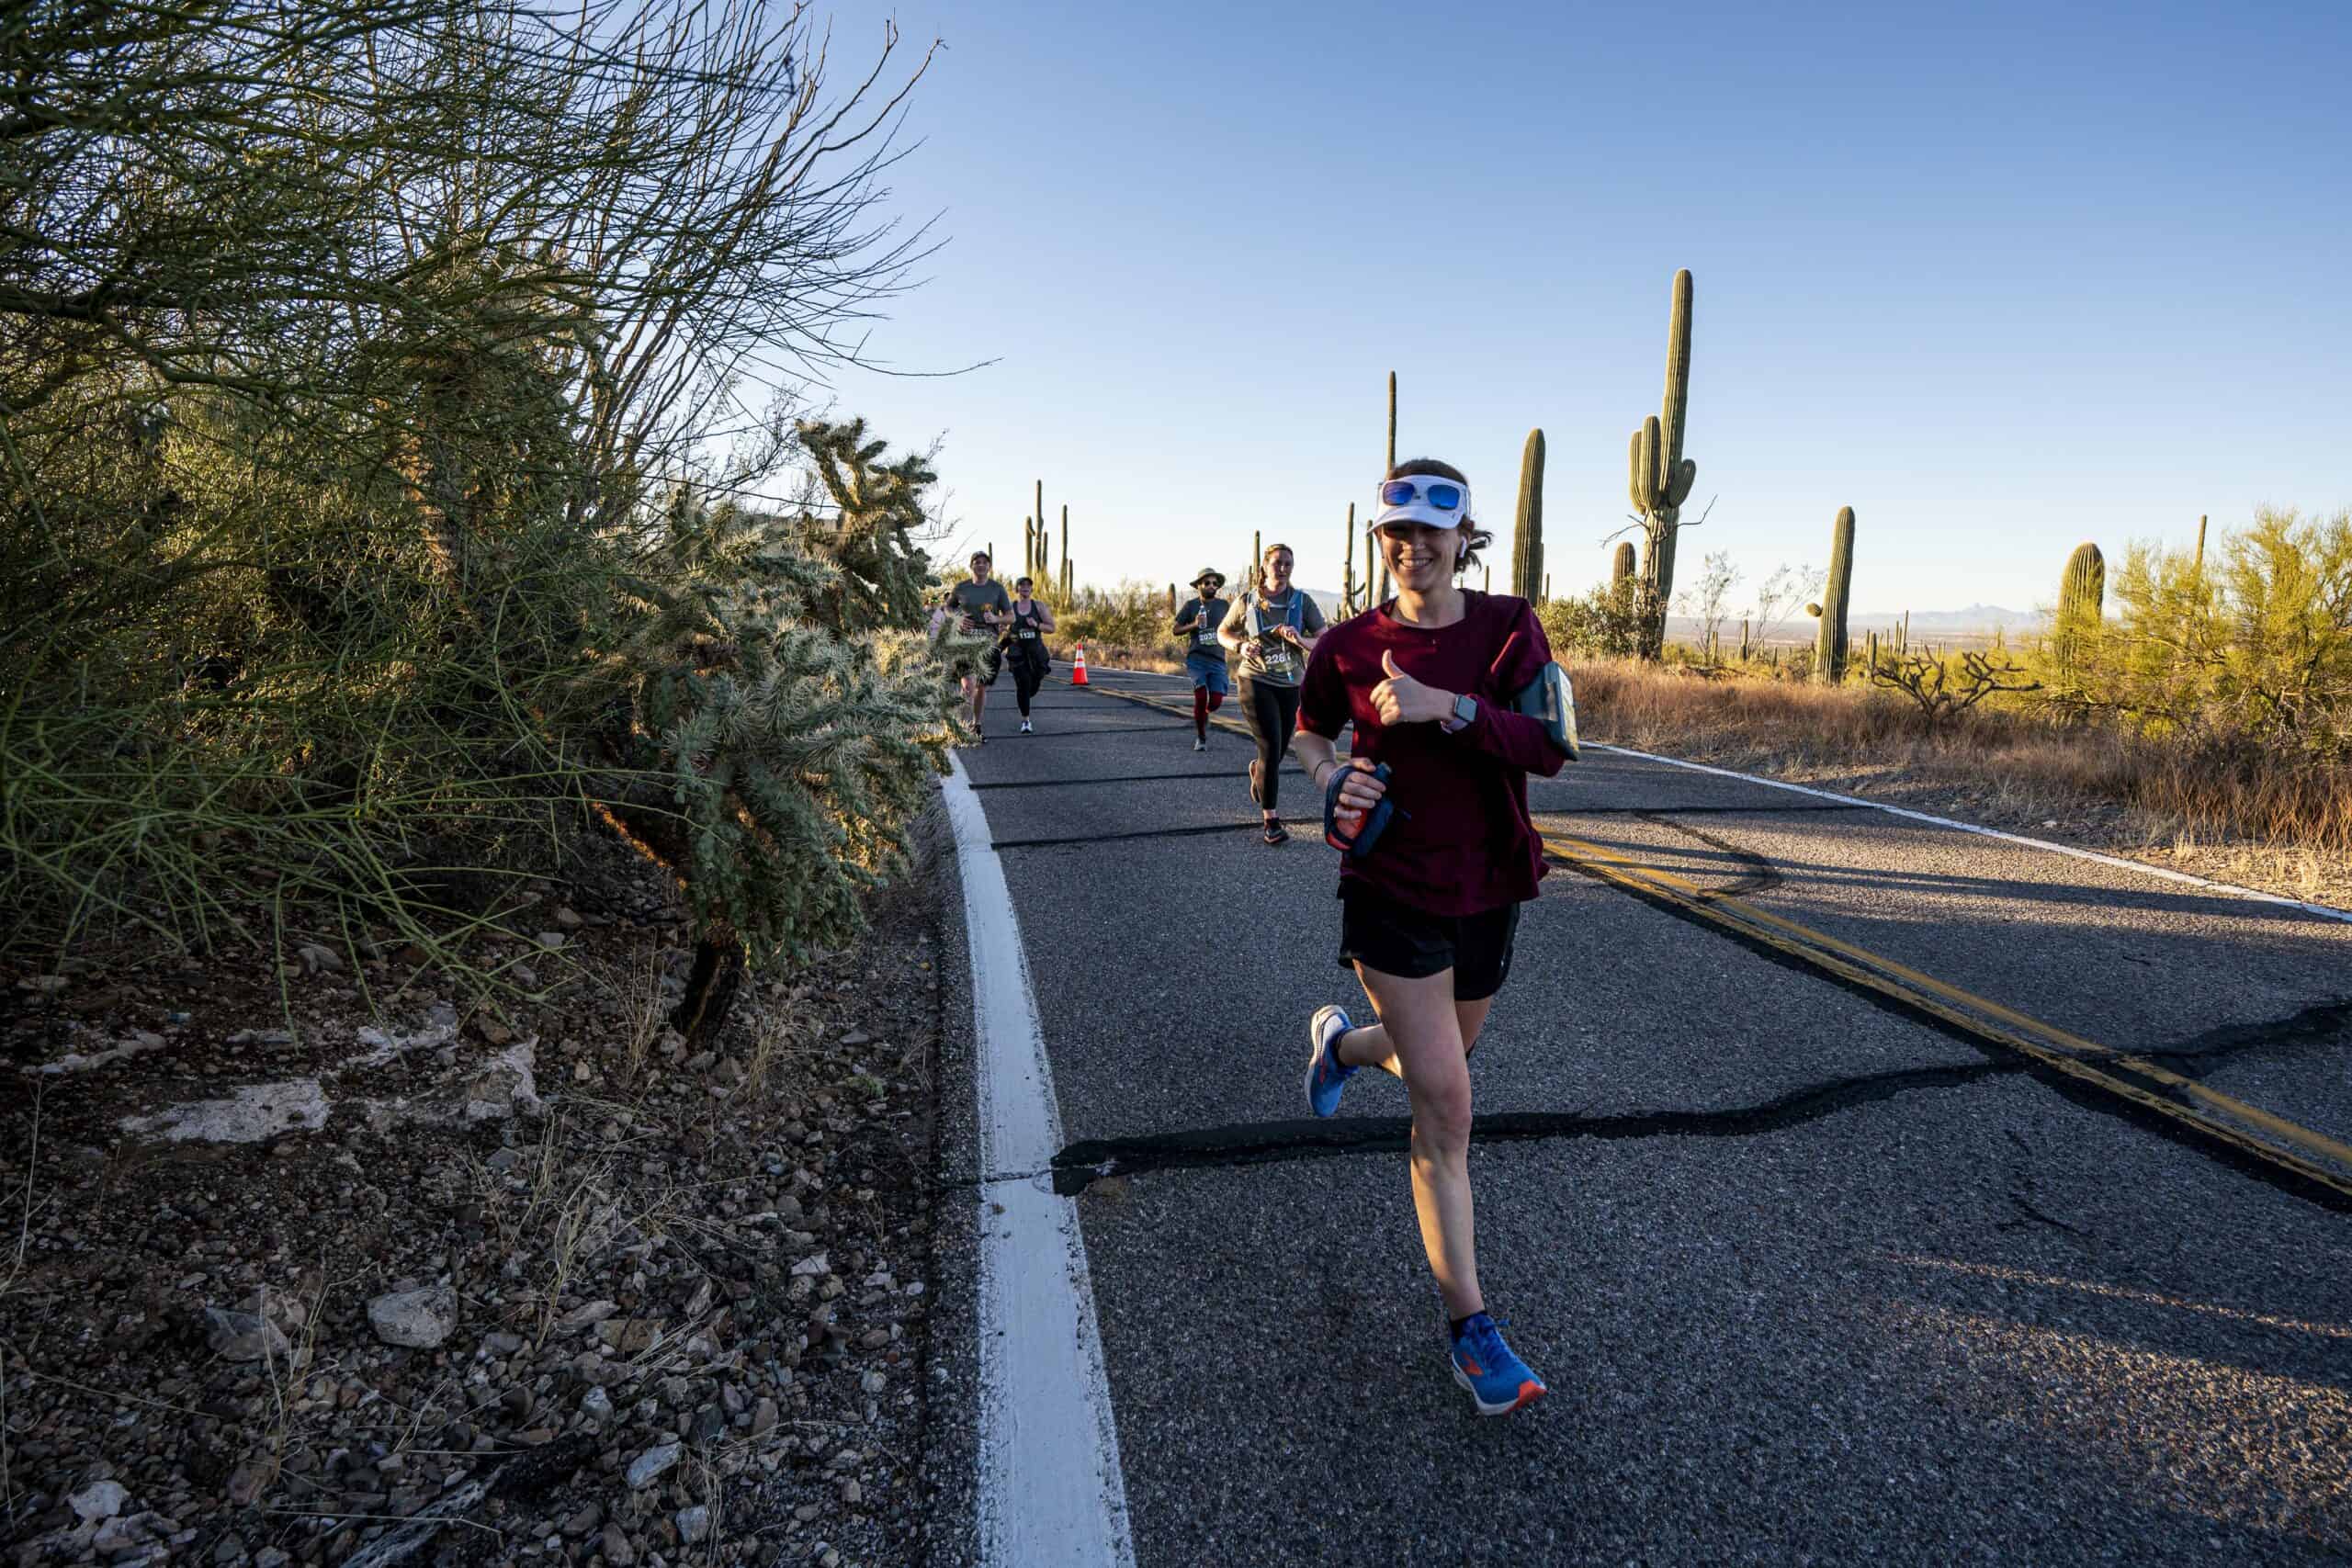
[1056,579,1184,659]
[1538,582,1645,660]
[2036,508,2352,757]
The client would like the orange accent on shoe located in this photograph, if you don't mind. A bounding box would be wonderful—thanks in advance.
[1511,1381,1546,1409]
[1459,1359,1484,1377]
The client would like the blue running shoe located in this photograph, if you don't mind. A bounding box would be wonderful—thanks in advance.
[1304,1005,1359,1118]
[1449,1314,1546,1416]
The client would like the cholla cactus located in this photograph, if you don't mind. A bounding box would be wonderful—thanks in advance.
[584,421,957,1041]
[792,419,940,635]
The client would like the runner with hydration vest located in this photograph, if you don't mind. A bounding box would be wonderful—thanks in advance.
[1291,457,1570,1415]
[1217,542,1326,844]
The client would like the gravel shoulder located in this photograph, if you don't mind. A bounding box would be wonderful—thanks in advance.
[3,818,957,1568]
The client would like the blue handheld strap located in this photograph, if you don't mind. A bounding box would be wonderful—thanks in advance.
[1323,762,1402,857]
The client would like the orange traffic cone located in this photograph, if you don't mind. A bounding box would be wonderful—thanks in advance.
[1070,643,1090,686]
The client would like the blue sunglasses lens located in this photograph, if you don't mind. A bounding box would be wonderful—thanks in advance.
[1379,479,1464,511]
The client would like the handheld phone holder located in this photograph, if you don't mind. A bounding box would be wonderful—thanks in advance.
[1323,762,1404,857]
[1510,662,1581,761]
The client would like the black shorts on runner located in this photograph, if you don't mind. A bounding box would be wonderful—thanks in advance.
[1336,886,1521,1001]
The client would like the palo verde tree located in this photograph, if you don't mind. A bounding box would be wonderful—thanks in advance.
[0,0,949,1012]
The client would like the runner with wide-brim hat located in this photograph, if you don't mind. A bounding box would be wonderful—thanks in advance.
[1172,567,1232,751]
[1291,457,1568,1414]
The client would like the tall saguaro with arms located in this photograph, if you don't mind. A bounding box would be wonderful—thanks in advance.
[1628,268,1699,660]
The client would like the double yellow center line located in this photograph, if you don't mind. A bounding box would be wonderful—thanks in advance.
[1078,673,2352,1203]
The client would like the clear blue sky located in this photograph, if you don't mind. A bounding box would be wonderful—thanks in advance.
[810,0,2350,621]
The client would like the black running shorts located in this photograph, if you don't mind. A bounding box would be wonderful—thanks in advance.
[1335,885,1521,1002]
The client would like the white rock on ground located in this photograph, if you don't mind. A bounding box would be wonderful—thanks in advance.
[68,1479,128,1524]
[123,1080,330,1144]
[461,1041,542,1122]
[676,1505,711,1543]
[367,1285,458,1348]
[626,1440,681,1489]
[204,1307,291,1361]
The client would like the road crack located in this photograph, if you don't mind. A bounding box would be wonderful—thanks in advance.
[1635,811,1783,897]
[2135,998,2352,1077]
[1046,1059,2010,1192]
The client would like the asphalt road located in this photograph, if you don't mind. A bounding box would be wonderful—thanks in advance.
[940,666,2352,1567]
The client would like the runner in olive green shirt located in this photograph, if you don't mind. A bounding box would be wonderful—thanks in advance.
[950,552,1012,742]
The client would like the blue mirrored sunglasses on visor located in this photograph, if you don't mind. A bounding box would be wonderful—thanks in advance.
[1377,478,1464,511]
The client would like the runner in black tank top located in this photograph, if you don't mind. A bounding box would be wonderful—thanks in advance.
[1002,577,1057,734]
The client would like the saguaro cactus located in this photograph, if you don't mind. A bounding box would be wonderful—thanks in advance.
[1378,372,1396,603]
[1815,506,1855,684]
[1059,505,1069,595]
[1341,503,1356,609]
[1611,541,1637,589]
[1511,428,1544,600]
[2056,541,2104,672]
[1385,371,1397,474]
[1627,269,1699,659]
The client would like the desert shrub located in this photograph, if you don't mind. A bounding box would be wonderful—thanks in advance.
[1539,583,1645,660]
[0,0,945,1025]
[1056,579,1183,660]
[1569,654,2350,857]
[2037,508,2352,758]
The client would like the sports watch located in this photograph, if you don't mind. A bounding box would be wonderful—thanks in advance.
[1449,693,1479,729]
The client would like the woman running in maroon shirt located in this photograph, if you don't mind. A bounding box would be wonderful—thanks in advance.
[1291,457,1567,1416]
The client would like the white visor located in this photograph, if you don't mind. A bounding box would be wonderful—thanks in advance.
[1370,475,1473,534]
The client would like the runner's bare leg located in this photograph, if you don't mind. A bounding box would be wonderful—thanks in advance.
[1335,996,1492,1078]
[1353,964,1484,1320]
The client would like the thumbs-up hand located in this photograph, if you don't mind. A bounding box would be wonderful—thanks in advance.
[1371,649,1456,727]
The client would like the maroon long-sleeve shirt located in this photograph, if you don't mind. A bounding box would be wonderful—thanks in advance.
[1297,592,1565,917]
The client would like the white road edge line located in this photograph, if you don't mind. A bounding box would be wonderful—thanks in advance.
[942,753,1138,1568]
[1083,666,2352,923]
[1580,742,2352,924]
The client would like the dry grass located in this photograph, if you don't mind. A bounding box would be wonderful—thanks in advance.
[1570,660,2352,864]
[1054,641,1183,674]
